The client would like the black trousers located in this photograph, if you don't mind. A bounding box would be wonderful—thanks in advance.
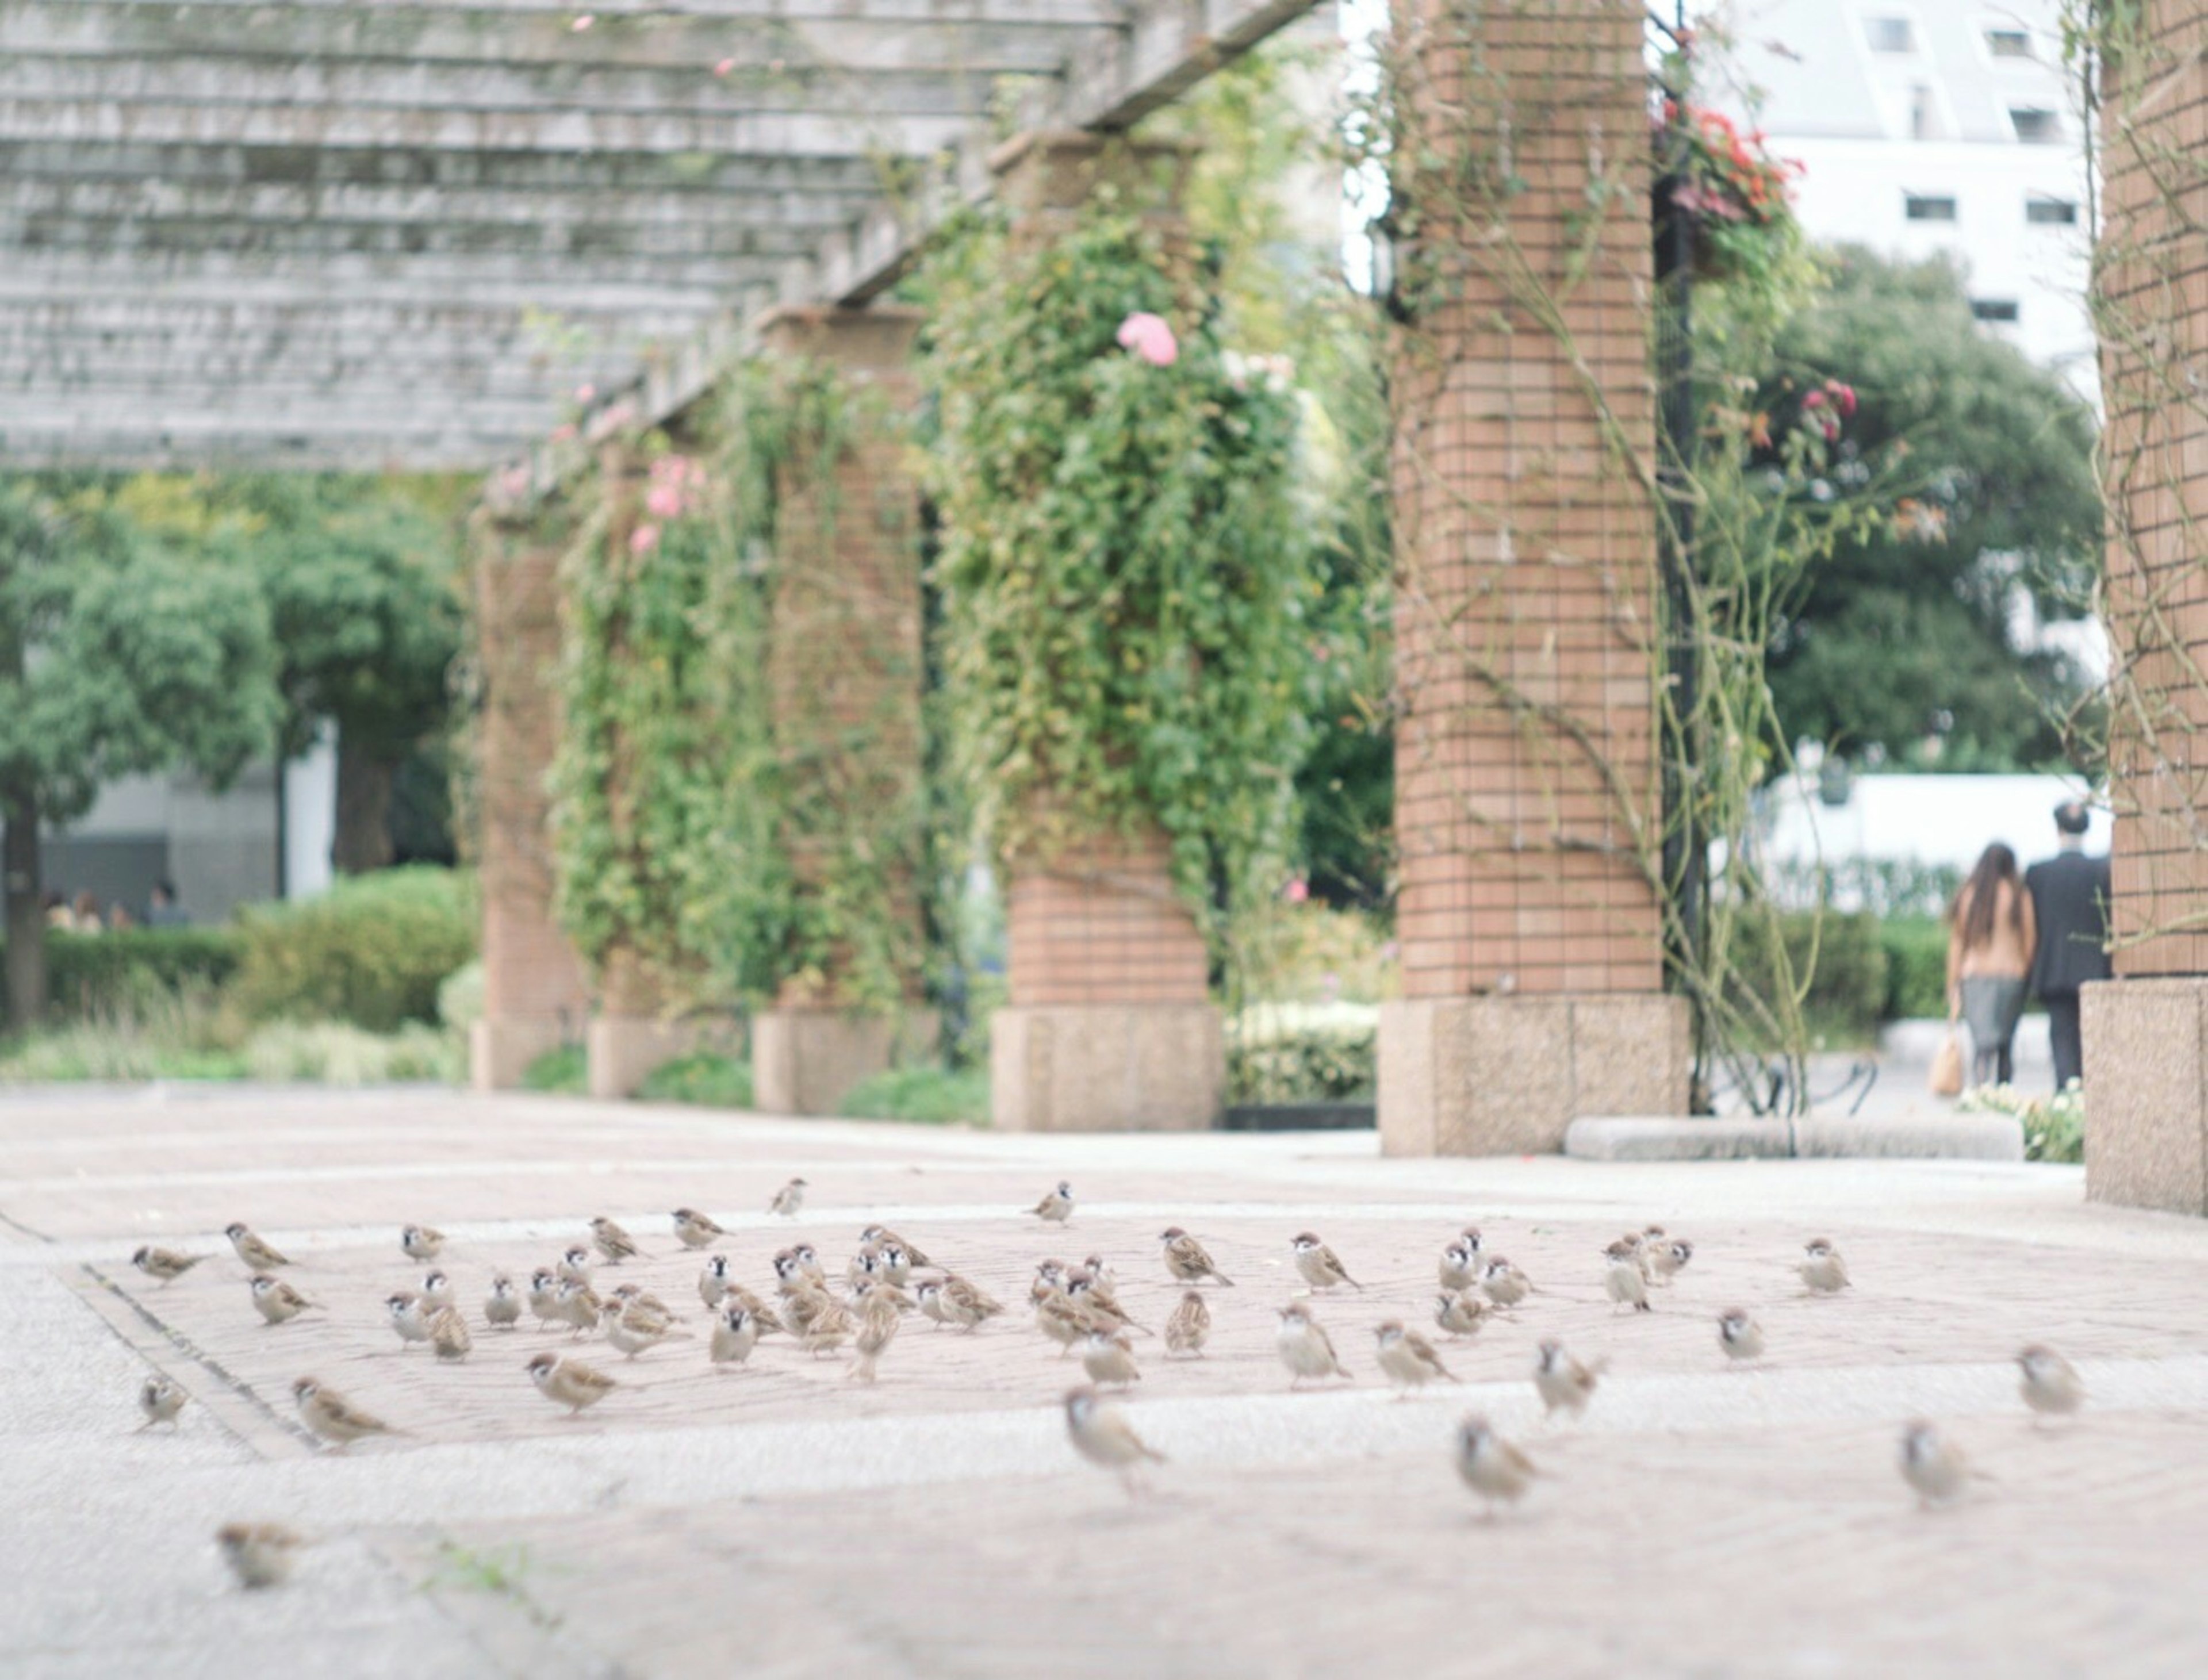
[2045,992,2084,1091]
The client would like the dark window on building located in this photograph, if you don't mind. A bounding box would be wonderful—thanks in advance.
[1905,194,1958,222]
[1987,29,2034,59]
[1868,17,1916,52]
[2026,197,2077,225]
[1971,298,2021,324]
[2010,108,2060,143]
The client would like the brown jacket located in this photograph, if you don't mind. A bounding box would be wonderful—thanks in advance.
[1948,877,2037,989]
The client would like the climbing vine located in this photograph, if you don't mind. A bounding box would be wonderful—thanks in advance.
[920,197,1317,950]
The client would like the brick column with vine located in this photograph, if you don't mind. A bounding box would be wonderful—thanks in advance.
[1378,0,1689,1154]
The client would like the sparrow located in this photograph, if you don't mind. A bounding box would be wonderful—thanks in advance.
[589,1216,639,1264]
[1065,1270,1150,1337]
[671,1207,725,1249]
[1035,1290,1095,1356]
[138,1375,187,1430]
[428,1305,473,1361]
[861,1225,934,1268]
[1455,1414,1540,1517]
[527,1352,617,1416]
[710,1305,760,1368]
[791,1242,827,1284]
[1064,1384,1165,1492]
[1276,1303,1352,1386]
[1799,1238,1850,1294]
[385,1292,432,1349]
[1478,1256,1532,1309]
[1434,1291,1489,1340]
[217,1522,309,1590]
[485,1273,522,1329]
[1652,1238,1694,1283]
[526,1269,563,1330]
[400,1224,444,1262]
[846,1241,888,1288]
[2017,1345,2086,1421]
[1717,1308,1765,1363]
[875,1241,915,1288]
[605,1283,680,1318]
[1438,1239,1481,1294]
[849,1290,902,1383]
[1603,1241,1653,1314]
[1375,1321,1457,1395]
[132,1246,206,1284]
[769,1177,806,1217]
[697,1253,735,1310]
[293,1377,398,1449]
[1163,1290,1212,1357]
[1291,1232,1362,1292]
[1029,1182,1075,1224]
[1081,1328,1143,1389]
[1533,1340,1605,1419]
[420,1269,454,1307]
[604,1296,688,1359]
[557,1246,595,1286]
[798,1294,856,1356]
[225,1223,290,1269]
[924,1275,1004,1333]
[250,1274,320,1326]
[1160,1227,1233,1287]
[719,1280,785,1335]
[1899,1420,1988,1508]
[1082,1254,1118,1290]
[1029,1259,1069,1305]
[551,1279,603,1338]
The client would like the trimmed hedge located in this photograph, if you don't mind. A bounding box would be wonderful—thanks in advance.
[1880,916,1950,1021]
[0,928,243,1027]
[230,866,477,1033]
[1728,910,1889,1042]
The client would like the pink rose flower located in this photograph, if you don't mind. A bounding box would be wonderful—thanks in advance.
[1285,877,1309,904]
[629,523,660,556]
[645,481,684,519]
[1803,389,1825,410]
[571,14,594,32]
[1115,311,1178,368]
[714,57,735,77]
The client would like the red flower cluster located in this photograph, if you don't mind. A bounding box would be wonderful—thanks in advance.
[1801,378,1857,440]
[1658,101,1801,228]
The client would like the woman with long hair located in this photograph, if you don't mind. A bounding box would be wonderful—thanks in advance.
[1946,842,2037,1088]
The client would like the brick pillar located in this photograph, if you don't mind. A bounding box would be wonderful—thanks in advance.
[469,511,588,1088]
[983,131,1223,1133]
[2082,0,2208,1215]
[1377,0,1688,1156]
[748,304,937,1115]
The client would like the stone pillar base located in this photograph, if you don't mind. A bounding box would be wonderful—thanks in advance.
[992,1004,1223,1133]
[2083,979,2208,1216]
[1379,994,1690,1157]
[470,1015,573,1092]
[586,1014,704,1102]
[753,1007,938,1116]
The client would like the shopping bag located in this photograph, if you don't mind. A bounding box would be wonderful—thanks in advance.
[1929,1027,1965,1098]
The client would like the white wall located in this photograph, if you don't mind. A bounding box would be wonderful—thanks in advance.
[1761,769,2099,877]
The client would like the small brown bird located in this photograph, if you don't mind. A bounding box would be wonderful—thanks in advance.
[861,1225,934,1269]
[719,1280,785,1336]
[250,1274,320,1326]
[710,1305,760,1368]
[1455,1414,1541,1517]
[1899,1420,1987,1508]
[1029,1259,1068,1305]
[428,1305,473,1361]
[1035,1290,1094,1356]
[790,1242,827,1284]
[1603,1240,1653,1314]
[138,1375,187,1431]
[385,1292,432,1349]
[605,1295,687,1360]
[527,1351,617,1416]
[1081,1328,1143,1389]
[1160,1226,1233,1287]
[400,1224,444,1262]
[225,1222,289,1269]
[1065,1270,1149,1337]
[1799,1238,1850,1295]
[1029,1181,1075,1224]
[1163,1290,1212,1357]
[923,1275,1003,1332]
[799,1293,856,1356]
[551,1279,602,1339]
[2017,1345,2086,1422]
[526,1269,563,1330]
[1438,1238,1481,1293]
[1434,1291,1489,1340]
[589,1216,640,1264]
[873,1241,915,1288]
[769,1177,806,1217]
[671,1207,725,1249]
[217,1522,309,1590]
[1064,1385,1165,1492]
[1291,1232,1362,1292]
[1652,1238,1695,1284]
[1375,1321,1457,1396]
[1717,1308,1765,1363]
[697,1253,734,1309]
[1276,1303,1351,1387]
[1533,1340,1605,1420]
[485,1273,522,1330]
[293,1377,399,1449]
[132,1245,206,1285]
[420,1269,454,1307]
[849,1290,902,1383]
[1478,1256,1532,1309]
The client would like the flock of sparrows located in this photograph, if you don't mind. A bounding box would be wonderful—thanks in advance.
[126,1173,2088,1586]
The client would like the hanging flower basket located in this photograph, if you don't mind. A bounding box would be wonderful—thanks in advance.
[1652,101,1803,288]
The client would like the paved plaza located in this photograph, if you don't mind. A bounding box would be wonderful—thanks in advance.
[4,1084,2206,1678]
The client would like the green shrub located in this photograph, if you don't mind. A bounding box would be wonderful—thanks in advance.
[1727,911,1888,1044]
[229,866,477,1032]
[841,1065,990,1125]
[1227,1006,1378,1103]
[436,959,485,1033]
[522,1044,586,1094]
[1880,916,1950,1021]
[0,982,246,1081]
[1960,1081,2083,1164]
[638,1053,753,1108]
[0,928,243,1027]
[241,1021,462,1085]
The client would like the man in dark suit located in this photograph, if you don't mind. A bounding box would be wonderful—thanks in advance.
[2025,801,2111,1091]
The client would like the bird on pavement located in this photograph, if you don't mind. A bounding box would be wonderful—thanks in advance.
[527,1352,617,1416]
[1375,1321,1457,1396]
[1064,1385,1165,1493]
[225,1223,290,1270]
[1160,1227,1233,1288]
[1276,1303,1352,1387]
[1455,1414,1541,1518]
[1029,1182,1075,1224]
[293,1377,400,1449]
[1291,1232,1363,1292]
